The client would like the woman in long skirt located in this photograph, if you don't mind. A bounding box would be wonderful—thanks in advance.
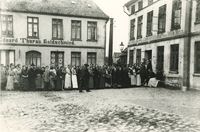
[56,66,63,90]
[64,65,71,89]
[71,66,78,88]
[21,65,29,90]
[88,66,94,89]
[130,65,137,86]
[136,64,141,86]
[6,64,15,90]
[35,67,42,90]
[13,65,21,90]
[99,66,105,88]
[49,67,56,90]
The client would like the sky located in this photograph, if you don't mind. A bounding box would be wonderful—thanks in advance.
[92,0,130,55]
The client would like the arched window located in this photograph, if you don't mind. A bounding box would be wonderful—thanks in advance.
[26,51,41,67]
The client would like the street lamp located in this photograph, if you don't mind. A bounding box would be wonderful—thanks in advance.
[120,42,124,52]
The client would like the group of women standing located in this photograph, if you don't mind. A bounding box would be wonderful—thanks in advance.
[0,59,156,91]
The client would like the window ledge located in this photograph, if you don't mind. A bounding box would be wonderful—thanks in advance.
[169,71,179,74]
[72,39,82,41]
[87,40,97,42]
[194,21,200,25]
[27,37,40,39]
[52,38,63,40]
[193,73,200,77]
[2,35,14,38]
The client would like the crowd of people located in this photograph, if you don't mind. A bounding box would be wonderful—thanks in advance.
[0,58,165,92]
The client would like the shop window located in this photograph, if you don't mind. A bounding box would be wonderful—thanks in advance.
[26,51,41,67]
[71,52,81,66]
[158,5,166,34]
[129,50,134,65]
[195,42,200,73]
[138,0,143,11]
[52,19,63,40]
[0,50,15,66]
[136,49,141,64]
[130,19,135,40]
[87,52,96,65]
[51,51,64,67]
[170,44,179,73]
[148,0,153,5]
[171,0,182,30]
[131,5,135,14]
[137,15,143,39]
[1,15,13,37]
[27,17,39,38]
[71,20,81,41]
[146,11,153,37]
[196,1,200,22]
[87,21,97,41]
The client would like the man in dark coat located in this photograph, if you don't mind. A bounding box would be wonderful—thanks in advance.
[140,59,148,86]
[28,64,37,90]
[79,64,90,92]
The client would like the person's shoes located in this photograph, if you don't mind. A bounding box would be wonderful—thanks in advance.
[86,90,91,92]
[79,91,83,93]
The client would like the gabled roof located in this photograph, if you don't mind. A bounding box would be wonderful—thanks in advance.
[124,0,138,7]
[1,0,109,20]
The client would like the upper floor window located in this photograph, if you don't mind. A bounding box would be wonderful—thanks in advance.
[171,0,182,30]
[1,15,13,37]
[87,21,97,41]
[27,17,39,38]
[148,0,153,5]
[147,11,153,37]
[196,0,200,23]
[138,0,143,11]
[130,19,135,40]
[71,20,81,41]
[158,4,166,34]
[52,19,63,40]
[131,5,135,14]
[137,15,143,39]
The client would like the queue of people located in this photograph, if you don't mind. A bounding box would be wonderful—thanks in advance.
[0,58,164,92]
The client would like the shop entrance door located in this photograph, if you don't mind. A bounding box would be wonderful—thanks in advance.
[51,51,64,67]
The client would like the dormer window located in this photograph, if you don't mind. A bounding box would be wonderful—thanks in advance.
[131,5,135,14]
[138,0,143,11]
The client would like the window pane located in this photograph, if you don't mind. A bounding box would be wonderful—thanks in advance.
[28,18,32,22]
[9,51,14,64]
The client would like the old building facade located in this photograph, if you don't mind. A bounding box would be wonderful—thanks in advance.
[0,0,109,67]
[124,0,200,90]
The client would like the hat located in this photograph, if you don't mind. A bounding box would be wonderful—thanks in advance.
[84,64,89,67]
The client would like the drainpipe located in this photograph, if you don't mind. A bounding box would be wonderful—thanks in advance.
[182,0,192,91]
[108,18,114,66]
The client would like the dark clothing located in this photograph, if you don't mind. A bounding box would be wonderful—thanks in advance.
[140,63,148,86]
[93,68,100,89]
[56,69,64,90]
[79,67,90,92]
[28,68,36,90]
[21,69,28,90]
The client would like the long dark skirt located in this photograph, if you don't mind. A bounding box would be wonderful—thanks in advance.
[56,78,63,90]
[88,76,94,89]
[21,77,29,91]
[99,76,105,88]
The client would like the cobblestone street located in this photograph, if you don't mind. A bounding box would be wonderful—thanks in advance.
[1,88,200,132]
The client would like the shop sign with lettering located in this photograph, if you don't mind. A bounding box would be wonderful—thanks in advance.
[0,37,74,45]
